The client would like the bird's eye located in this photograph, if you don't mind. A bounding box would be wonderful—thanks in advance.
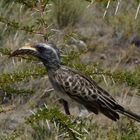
[36,46,46,53]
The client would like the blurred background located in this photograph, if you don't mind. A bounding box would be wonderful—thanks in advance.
[0,0,140,139]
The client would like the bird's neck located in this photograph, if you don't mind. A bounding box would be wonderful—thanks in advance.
[43,59,60,72]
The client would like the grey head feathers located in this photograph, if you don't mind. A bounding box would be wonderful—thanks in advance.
[34,43,60,70]
[33,43,60,61]
[10,43,61,71]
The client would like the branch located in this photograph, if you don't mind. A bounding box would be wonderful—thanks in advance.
[0,66,46,84]
[0,85,35,95]
[26,105,86,140]
[0,16,45,37]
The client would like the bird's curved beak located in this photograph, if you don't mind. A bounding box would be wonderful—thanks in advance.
[10,43,38,57]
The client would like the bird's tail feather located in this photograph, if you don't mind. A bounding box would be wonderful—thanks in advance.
[100,107,120,121]
[118,108,140,122]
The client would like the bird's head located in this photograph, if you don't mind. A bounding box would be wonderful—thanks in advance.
[10,43,61,70]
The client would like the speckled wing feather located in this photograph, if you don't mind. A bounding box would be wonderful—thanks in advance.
[53,66,125,121]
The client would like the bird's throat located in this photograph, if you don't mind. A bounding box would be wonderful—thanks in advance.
[43,60,60,72]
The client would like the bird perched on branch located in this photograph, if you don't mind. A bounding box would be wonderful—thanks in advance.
[10,43,140,122]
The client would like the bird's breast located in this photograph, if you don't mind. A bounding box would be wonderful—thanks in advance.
[48,73,72,102]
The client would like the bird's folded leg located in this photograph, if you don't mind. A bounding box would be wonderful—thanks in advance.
[59,99,70,115]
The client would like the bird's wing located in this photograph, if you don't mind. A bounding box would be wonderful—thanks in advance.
[55,66,123,120]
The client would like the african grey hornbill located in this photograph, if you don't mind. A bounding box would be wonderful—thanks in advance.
[10,43,140,122]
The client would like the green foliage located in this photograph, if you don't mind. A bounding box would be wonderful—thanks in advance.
[26,106,140,140]
[0,85,34,95]
[92,68,140,92]
[0,16,43,37]
[26,105,86,140]
[0,66,46,84]
[0,65,46,100]
[0,48,11,55]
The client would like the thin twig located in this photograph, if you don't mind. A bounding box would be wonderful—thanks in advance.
[135,2,140,19]
[87,0,95,8]
[103,0,111,19]
[115,0,121,15]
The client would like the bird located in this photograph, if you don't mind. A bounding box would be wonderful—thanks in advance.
[10,42,140,122]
